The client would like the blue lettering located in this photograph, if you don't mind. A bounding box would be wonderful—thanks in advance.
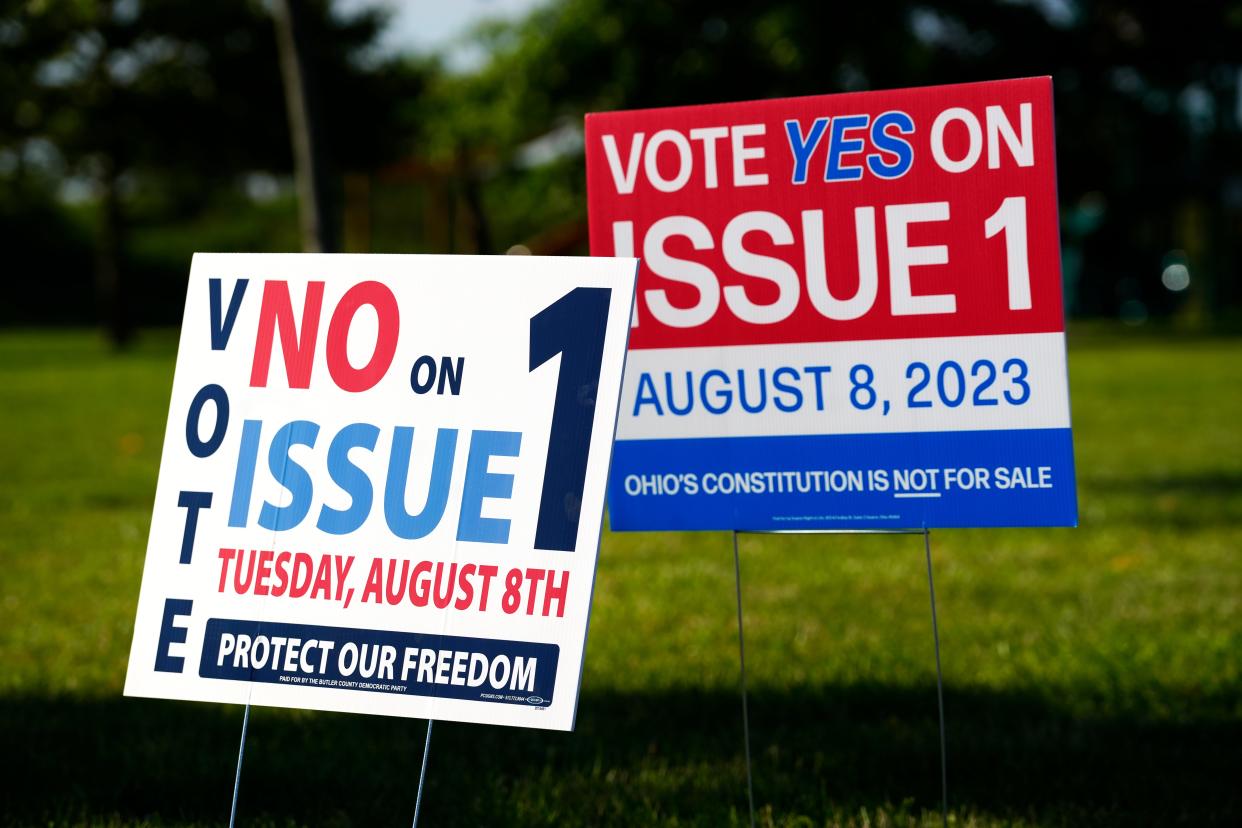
[772,366,803,412]
[785,117,829,184]
[457,430,522,544]
[176,491,212,564]
[737,368,767,414]
[826,115,869,182]
[665,371,694,416]
[804,365,833,411]
[154,598,193,673]
[258,420,320,531]
[868,111,915,179]
[228,419,263,528]
[701,370,732,414]
[185,383,229,458]
[316,423,380,535]
[385,427,457,540]
[633,372,664,416]
[209,278,248,350]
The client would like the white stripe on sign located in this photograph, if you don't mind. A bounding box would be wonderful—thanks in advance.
[617,332,1071,440]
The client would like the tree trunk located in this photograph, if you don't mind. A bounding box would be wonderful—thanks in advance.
[458,145,493,255]
[272,0,337,253]
[96,157,132,348]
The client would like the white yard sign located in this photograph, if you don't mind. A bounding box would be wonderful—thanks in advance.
[125,254,637,731]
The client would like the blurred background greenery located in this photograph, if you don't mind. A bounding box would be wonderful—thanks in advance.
[2,0,1240,342]
[1,1,1240,826]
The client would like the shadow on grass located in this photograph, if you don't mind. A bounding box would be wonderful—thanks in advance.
[2,684,1238,826]
[1086,471,1242,496]
[1079,471,1242,528]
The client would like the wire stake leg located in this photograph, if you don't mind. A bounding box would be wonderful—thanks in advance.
[733,530,757,828]
[228,702,251,828]
[411,719,434,828]
[923,529,949,828]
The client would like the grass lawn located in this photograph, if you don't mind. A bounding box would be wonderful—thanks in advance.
[0,326,1239,826]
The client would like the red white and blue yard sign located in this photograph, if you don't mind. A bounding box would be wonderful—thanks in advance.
[586,78,1077,530]
[125,254,636,731]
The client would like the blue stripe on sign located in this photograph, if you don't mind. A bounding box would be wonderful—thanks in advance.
[199,619,558,707]
[607,428,1077,530]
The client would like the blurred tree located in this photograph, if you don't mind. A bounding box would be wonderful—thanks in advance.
[0,0,422,343]
[446,0,1242,321]
[271,0,344,254]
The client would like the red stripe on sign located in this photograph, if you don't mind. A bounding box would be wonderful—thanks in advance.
[586,77,1064,350]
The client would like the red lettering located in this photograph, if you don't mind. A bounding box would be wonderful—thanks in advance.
[272,551,292,596]
[250,280,325,388]
[454,563,477,610]
[409,560,433,607]
[385,559,410,604]
[543,569,569,618]
[477,565,499,611]
[253,549,274,596]
[289,552,314,597]
[432,562,457,609]
[217,548,236,592]
[524,567,546,615]
[325,281,400,392]
[233,549,257,593]
[311,555,333,599]
[361,557,383,603]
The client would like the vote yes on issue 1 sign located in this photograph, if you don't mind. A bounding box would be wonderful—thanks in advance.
[586,77,1077,530]
[124,254,637,731]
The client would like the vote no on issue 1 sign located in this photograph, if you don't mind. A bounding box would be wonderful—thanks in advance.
[124,254,637,731]
[586,77,1078,531]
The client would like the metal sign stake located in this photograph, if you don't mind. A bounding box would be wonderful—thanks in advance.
[730,528,949,827]
[411,719,434,828]
[228,702,251,828]
[923,529,949,828]
[732,530,757,828]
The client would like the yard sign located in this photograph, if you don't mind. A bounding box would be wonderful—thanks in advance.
[586,77,1077,530]
[125,254,637,731]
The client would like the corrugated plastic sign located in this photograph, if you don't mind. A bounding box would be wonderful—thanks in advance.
[125,254,637,730]
[586,78,1077,530]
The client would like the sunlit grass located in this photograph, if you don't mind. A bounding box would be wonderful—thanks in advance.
[0,326,1238,826]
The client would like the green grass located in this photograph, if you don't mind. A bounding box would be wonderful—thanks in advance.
[1,326,1239,826]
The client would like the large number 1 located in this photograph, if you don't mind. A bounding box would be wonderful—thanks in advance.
[529,287,612,552]
[985,196,1032,311]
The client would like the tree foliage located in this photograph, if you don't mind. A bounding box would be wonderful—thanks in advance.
[0,0,424,339]
[2,1,1239,328]
[449,0,1242,318]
